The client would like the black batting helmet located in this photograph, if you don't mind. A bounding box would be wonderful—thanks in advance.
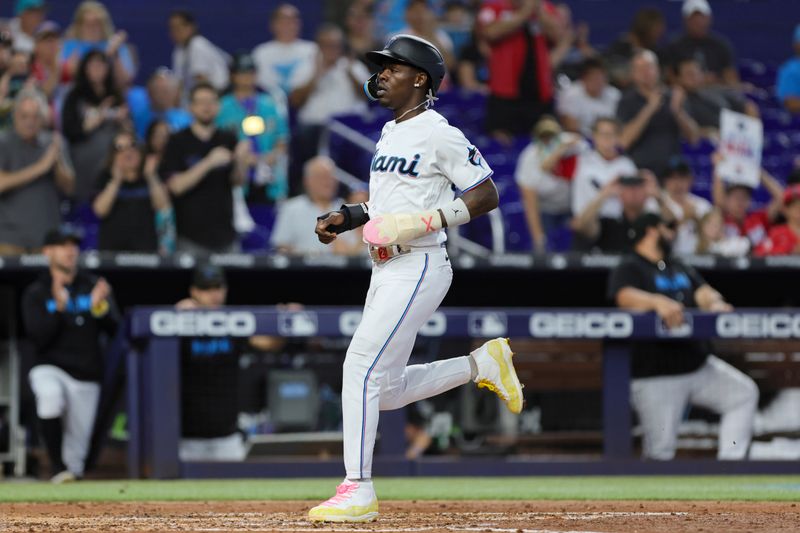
[363,34,445,100]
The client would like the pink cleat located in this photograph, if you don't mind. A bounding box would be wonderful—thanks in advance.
[308,479,379,522]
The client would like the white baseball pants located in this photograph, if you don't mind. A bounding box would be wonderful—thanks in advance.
[631,355,758,460]
[29,364,101,476]
[342,249,472,479]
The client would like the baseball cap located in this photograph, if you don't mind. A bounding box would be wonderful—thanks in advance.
[231,52,256,73]
[632,212,663,243]
[783,184,800,206]
[533,115,561,138]
[43,226,83,247]
[662,155,692,179]
[34,21,60,40]
[15,0,47,15]
[619,174,645,186]
[192,264,227,289]
[682,0,711,17]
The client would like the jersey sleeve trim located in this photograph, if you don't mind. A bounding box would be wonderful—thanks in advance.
[461,171,494,193]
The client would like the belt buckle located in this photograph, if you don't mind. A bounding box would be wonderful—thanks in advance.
[370,244,409,263]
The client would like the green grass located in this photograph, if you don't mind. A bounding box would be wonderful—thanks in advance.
[1,476,799,503]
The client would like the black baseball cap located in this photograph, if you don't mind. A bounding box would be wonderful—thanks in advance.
[192,264,227,289]
[619,174,645,186]
[43,226,83,246]
[631,212,663,243]
[231,52,256,73]
[662,155,692,179]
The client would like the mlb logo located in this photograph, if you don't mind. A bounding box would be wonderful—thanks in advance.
[468,312,507,337]
[655,314,693,338]
[278,311,318,336]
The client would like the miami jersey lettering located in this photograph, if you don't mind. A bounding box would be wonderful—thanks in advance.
[368,110,493,247]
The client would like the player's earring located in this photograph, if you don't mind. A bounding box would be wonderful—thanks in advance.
[414,83,420,87]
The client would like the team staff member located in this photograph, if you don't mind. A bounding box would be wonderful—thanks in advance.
[22,227,120,482]
[311,35,524,522]
[607,213,758,461]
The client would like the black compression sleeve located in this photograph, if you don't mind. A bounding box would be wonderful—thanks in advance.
[323,203,370,234]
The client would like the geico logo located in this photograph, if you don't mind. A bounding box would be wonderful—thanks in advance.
[419,312,447,336]
[530,312,633,338]
[716,314,800,338]
[339,311,363,336]
[150,311,256,336]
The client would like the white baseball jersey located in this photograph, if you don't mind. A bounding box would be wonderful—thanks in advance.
[368,110,493,247]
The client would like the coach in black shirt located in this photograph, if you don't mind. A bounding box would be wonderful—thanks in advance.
[160,83,252,255]
[22,228,120,481]
[607,212,757,461]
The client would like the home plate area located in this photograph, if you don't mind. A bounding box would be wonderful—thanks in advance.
[2,501,798,532]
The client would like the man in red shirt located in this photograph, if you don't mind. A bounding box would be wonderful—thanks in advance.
[756,184,800,256]
[712,156,785,249]
[477,0,561,144]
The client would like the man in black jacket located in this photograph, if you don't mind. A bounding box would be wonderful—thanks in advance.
[22,227,120,482]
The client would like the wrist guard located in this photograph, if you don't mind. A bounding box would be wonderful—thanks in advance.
[320,202,370,234]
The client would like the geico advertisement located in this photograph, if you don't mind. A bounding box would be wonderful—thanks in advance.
[150,311,257,336]
[716,313,800,338]
[529,312,633,338]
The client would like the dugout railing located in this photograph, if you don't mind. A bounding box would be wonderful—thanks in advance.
[126,306,800,479]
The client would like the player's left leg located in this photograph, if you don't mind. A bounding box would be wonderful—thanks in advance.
[689,355,759,460]
[61,375,101,477]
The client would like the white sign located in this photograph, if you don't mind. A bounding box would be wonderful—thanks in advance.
[718,109,763,188]
[150,311,256,336]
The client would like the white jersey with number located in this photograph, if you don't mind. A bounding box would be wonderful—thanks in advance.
[368,109,493,247]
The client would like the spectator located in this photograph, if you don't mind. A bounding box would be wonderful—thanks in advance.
[548,2,596,80]
[603,7,666,89]
[252,3,318,95]
[127,68,192,140]
[515,115,586,252]
[477,0,562,144]
[617,50,699,178]
[571,171,668,253]
[608,212,758,461]
[712,154,785,250]
[159,83,251,255]
[217,53,289,203]
[271,155,342,255]
[92,130,170,253]
[174,264,247,462]
[169,10,230,103]
[456,30,490,94]
[22,226,120,481]
[674,57,758,138]
[61,50,129,201]
[30,22,68,102]
[661,156,712,257]
[776,24,800,115]
[570,117,638,226]
[345,2,381,68]
[61,1,136,88]
[440,0,474,58]
[144,119,177,253]
[7,0,48,54]
[0,31,12,74]
[755,185,800,256]
[0,90,73,255]
[662,0,739,88]
[696,207,750,257]
[556,57,620,137]
[288,24,369,195]
[0,49,33,129]
[397,0,457,73]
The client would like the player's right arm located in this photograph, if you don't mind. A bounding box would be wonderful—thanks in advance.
[315,202,371,244]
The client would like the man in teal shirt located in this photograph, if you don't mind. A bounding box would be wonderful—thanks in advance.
[217,53,289,202]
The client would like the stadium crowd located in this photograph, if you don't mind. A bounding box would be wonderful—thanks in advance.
[0,0,798,258]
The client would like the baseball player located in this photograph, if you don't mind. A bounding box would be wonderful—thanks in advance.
[22,227,120,483]
[310,35,523,522]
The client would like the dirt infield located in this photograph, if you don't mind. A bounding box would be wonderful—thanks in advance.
[2,500,798,532]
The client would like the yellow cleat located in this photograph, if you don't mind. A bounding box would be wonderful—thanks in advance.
[471,338,524,414]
